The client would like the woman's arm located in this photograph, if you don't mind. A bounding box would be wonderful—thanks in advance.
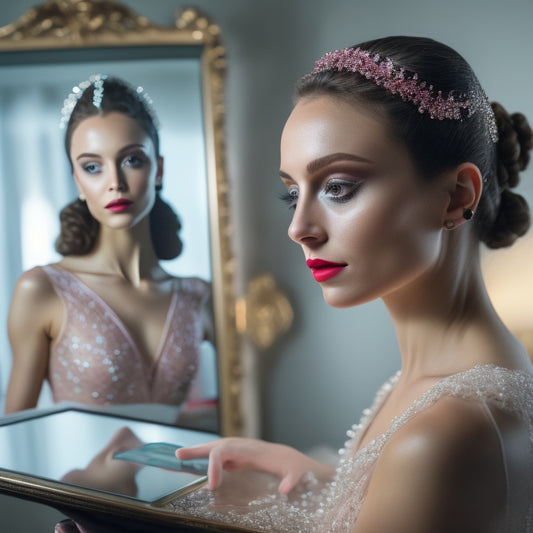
[353,397,507,533]
[176,437,335,493]
[5,267,59,413]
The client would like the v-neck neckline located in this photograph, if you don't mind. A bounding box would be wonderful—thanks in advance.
[46,265,178,369]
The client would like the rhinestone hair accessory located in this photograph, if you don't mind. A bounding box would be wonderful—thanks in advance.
[92,74,106,109]
[59,74,159,130]
[134,85,159,128]
[312,47,498,142]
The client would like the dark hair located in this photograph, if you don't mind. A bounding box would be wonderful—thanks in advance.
[55,76,183,259]
[295,36,532,249]
[64,76,160,160]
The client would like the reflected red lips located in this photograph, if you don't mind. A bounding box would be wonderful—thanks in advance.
[106,199,133,212]
[306,258,347,282]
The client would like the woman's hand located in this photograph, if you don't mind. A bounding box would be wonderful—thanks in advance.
[176,437,334,494]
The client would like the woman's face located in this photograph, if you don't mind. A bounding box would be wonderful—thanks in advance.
[280,96,451,308]
[70,112,162,230]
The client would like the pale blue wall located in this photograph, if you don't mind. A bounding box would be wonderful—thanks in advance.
[0,2,532,529]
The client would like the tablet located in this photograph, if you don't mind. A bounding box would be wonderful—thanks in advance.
[0,406,241,532]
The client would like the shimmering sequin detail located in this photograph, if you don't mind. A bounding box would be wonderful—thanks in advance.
[310,47,498,142]
[42,265,209,407]
[167,365,533,532]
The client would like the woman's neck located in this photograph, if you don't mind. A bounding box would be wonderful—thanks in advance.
[383,234,530,381]
[87,219,162,286]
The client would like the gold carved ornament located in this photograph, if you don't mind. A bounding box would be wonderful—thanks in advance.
[236,275,294,351]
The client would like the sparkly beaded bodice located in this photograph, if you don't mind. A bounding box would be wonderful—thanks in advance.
[42,265,209,407]
[169,365,533,532]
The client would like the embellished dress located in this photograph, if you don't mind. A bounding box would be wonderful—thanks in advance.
[41,265,209,408]
[168,365,533,532]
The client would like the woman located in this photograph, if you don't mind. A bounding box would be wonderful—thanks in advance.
[171,37,533,532]
[5,76,213,422]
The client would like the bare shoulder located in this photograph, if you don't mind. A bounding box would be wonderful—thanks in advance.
[176,275,211,299]
[11,265,57,303]
[9,266,61,331]
[355,396,508,533]
[390,394,502,458]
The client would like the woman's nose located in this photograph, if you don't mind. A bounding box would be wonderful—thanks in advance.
[108,167,127,192]
[287,202,326,247]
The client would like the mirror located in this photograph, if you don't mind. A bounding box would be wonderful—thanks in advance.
[0,0,242,436]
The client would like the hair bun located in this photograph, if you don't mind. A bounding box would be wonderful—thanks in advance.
[55,199,99,255]
[492,102,533,190]
[481,103,532,249]
[483,189,530,249]
[149,194,183,260]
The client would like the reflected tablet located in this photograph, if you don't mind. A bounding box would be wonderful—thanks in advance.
[114,442,209,476]
[0,409,212,507]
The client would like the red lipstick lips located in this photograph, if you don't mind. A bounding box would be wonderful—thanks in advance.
[306,258,347,282]
[105,198,133,212]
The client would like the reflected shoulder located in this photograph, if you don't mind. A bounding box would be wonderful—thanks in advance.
[174,275,211,296]
[12,265,57,303]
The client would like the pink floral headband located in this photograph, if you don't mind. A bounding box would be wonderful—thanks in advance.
[312,47,498,142]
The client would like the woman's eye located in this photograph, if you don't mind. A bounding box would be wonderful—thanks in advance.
[279,188,299,210]
[323,180,361,203]
[123,153,146,168]
[82,162,101,174]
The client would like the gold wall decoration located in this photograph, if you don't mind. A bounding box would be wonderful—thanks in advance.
[237,275,294,350]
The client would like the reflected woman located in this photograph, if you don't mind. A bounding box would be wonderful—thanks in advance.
[5,76,214,426]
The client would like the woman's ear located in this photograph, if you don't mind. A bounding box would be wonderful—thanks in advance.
[443,163,483,228]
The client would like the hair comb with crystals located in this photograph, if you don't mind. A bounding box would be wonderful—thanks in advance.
[59,74,159,130]
[311,47,498,142]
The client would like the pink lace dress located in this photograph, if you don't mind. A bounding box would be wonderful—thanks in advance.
[168,365,533,532]
[41,265,209,408]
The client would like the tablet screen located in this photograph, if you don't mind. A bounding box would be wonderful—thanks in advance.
[0,408,214,503]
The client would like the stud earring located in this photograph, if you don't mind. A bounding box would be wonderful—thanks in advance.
[444,220,455,229]
[463,208,474,220]
[79,193,86,202]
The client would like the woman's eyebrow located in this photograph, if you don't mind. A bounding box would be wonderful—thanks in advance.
[306,152,371,173]
[279,152,371,180]
[76,152,100,161]
[117,143,147,155]
[75,144,147,161]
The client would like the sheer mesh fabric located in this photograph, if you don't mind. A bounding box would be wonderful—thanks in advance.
[168,365,533,532]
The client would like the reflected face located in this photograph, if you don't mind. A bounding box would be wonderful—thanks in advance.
[70,112,162,229]
[279,96,449,308]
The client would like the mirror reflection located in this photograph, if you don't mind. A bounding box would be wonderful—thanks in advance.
[0,408,213,502]
[0,53,219,433]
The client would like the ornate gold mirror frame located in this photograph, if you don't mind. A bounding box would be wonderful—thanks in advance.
[0,0,241,436]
